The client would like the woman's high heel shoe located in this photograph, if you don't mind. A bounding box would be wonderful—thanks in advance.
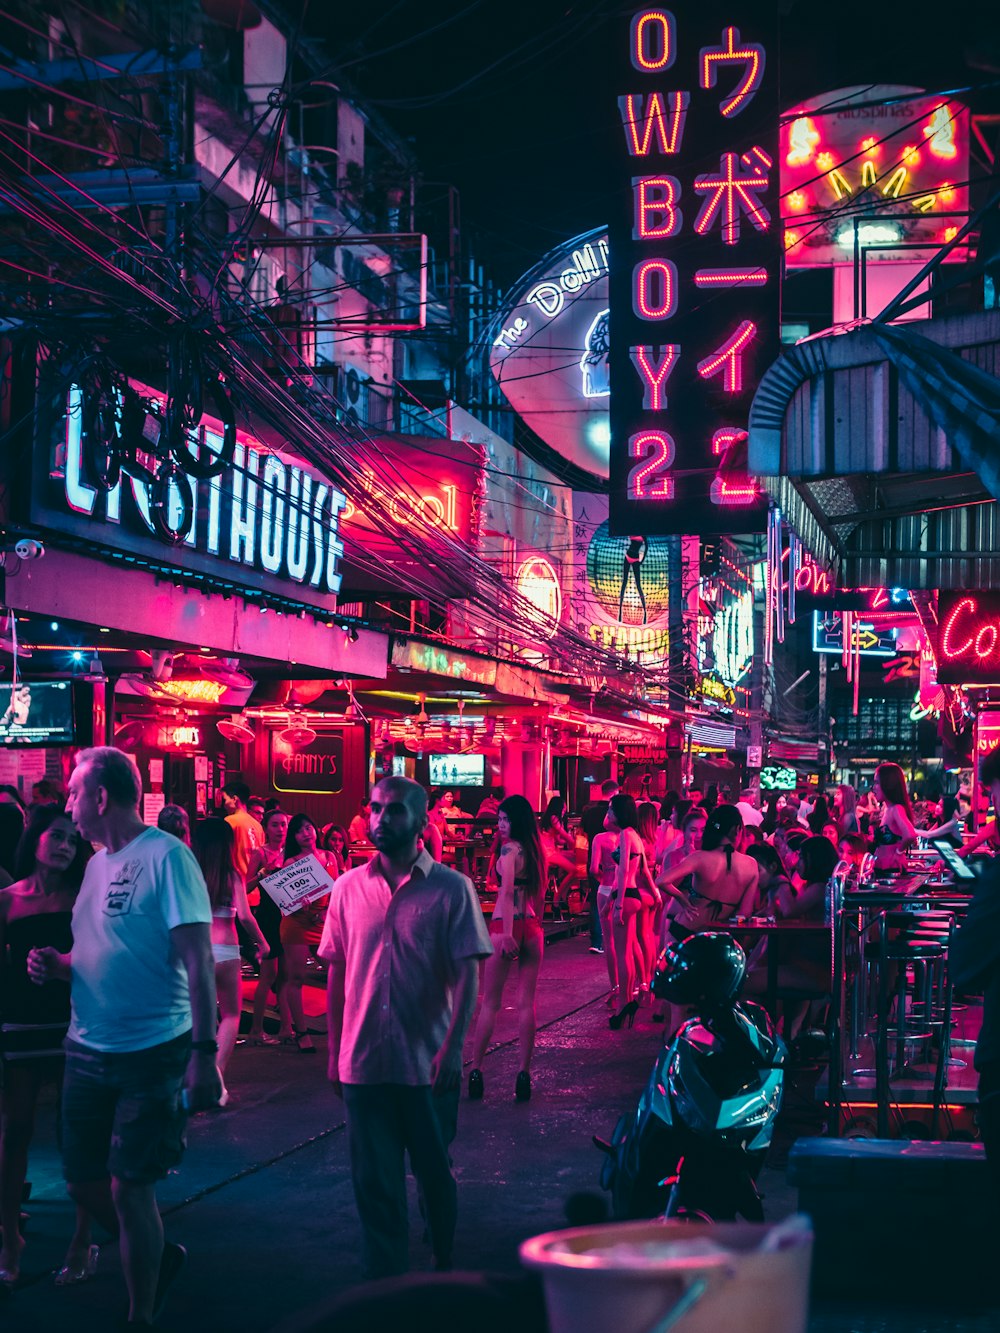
[609,1000,639,1030]
[468,1068,484,1100]
[605,987,621,1008]
[54,1245,99,1286]
[514,1070,531,1102]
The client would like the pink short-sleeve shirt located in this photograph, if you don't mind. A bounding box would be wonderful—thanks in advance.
[318,850,493,1086]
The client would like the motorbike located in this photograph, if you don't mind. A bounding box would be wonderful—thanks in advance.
[595,932,786,1222]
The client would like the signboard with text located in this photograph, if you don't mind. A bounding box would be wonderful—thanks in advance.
[609,4,781,534]
[813,612,896,657]
[937,592,1000,685]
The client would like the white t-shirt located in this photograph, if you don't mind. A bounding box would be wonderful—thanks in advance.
[68,826,212,1053]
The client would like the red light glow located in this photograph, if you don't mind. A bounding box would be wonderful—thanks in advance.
[711,426,749,455]
[697,320,757,393]
[618,91,689,157]
[940,596,1000,664]
[633,258,678,320]
[710,475,758,505]
[630,9,675,71]
[629,344,679,410]
[627,430,676,500]
[693,151,771,245]
[633,175,683,238]
[699,26,765,119]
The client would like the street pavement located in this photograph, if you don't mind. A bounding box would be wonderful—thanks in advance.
[4,930,998,1331]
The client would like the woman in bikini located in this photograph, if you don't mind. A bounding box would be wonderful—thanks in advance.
[605,794,652,1029]
[871,762,918,871]
[467,795,545,1102]
[657,804,759,939]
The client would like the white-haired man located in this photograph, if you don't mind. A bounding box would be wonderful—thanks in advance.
[29,746,219,1328]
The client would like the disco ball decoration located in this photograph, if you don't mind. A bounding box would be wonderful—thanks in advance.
[586,523,670,626]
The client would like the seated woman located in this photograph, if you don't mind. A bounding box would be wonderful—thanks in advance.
[744,836,838,1026]
[746,842,792,919]
[921,796,963,849]
[538,796,577,920]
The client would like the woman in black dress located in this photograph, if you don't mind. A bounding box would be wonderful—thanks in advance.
[0,807,94,1288]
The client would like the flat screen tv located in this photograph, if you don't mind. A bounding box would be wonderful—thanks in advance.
[0,681,75,746]
[429,753,485,787]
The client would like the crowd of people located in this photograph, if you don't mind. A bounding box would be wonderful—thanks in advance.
[0,752,988,1317]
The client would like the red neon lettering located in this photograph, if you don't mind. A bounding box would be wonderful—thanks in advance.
[694,268,768,288]
[618,92,689,157]
[940,597,976,658]
[632,175,682,239]
[629,344,679,410]
[633,259,677,320]
[711,426,748,456]
[694,152,771,244]
[697,321,756,393]
[627,430,675,500]
[699,26,766,118]
[630,9,676,71]
[710,475,758,505]
[795,563,833,597]
[976,623,998,659]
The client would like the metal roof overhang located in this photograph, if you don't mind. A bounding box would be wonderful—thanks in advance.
[748,309,1000,589]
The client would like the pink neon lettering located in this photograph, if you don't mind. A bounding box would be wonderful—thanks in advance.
[633,259,677,321]
[618,92,690,157]
[630,9,676,71]
[629,345,679,410]
[627,430,676,500]
[710,475,758,505]
[699,26,765,118]
[632,175,682,239]
[940,598,976,658]
[697,321,757,392]
[711,426,748,456]
[693,152,771,245]
[694,268,767,287]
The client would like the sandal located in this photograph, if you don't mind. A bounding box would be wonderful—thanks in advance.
[247,1032,278,1046]
[294,1028,316,1053]
[54,1244,100,1286]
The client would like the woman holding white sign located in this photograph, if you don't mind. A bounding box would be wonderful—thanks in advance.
[192,818,269,1097]
[247,807,292,1045]
[280,815,339,1053]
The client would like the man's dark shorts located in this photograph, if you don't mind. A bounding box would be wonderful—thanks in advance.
[61,1031,191,1185]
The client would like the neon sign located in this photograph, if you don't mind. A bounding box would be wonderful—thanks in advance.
[780,86,970,268]
[937,592,1000,684]
[515,555,563,635]
[609,3,779,535]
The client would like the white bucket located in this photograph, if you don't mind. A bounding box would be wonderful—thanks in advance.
[519,1217,813,1333]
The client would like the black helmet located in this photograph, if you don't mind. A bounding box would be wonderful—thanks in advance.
[653,932,746,1007]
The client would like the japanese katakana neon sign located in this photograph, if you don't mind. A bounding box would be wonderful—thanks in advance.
[608,4,780,535]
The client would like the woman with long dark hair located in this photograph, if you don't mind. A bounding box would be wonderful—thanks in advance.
[604,794,652,1029]
[834,784,859,836]
[872,762,918,870]
[922,795,963,849]
[539,795,577,919]
[468,795,545,1101]
[0,808,94,1288]
[657,805,759,938]
[281,814,338,1052]
[191,818,268,1096]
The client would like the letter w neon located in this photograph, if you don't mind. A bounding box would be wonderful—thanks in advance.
[618,92,689,157]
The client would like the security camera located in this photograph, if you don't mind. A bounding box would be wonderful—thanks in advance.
[13,539,44,560]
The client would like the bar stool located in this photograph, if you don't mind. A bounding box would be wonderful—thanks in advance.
[874,909,954,1137]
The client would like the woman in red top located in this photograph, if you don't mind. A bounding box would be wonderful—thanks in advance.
[280,814,339,1053]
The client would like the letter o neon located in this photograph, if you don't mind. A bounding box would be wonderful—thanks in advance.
[975,622,998,660]
[630,10,675,72]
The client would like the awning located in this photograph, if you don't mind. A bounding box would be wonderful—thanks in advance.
[748,309,1000,588]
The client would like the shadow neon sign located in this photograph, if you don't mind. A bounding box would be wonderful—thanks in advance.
[937,592,1000,684]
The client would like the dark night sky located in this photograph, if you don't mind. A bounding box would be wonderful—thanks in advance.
[303,2,992,287]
